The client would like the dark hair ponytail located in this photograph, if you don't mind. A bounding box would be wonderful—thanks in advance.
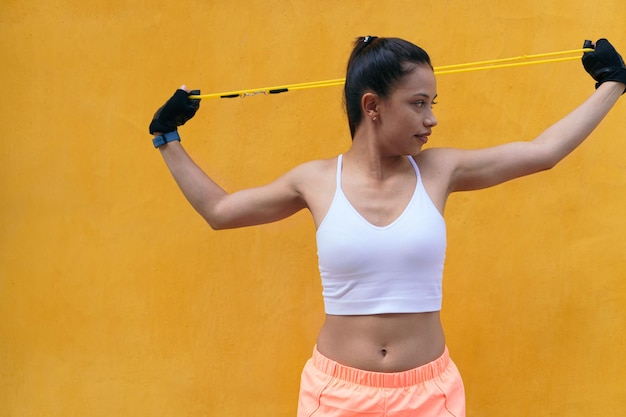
[344,36,433,138]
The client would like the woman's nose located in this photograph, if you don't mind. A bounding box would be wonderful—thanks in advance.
[425,110,438,127]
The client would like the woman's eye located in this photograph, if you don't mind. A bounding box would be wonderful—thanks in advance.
[415,100,437,108]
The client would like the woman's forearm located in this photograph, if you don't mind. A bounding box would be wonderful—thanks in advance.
[534,81,623,167]
[158,140,227,227]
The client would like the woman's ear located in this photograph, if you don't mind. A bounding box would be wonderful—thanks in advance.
[361,92,379,121]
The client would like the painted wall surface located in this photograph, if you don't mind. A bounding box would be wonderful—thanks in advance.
[1,1,625,416]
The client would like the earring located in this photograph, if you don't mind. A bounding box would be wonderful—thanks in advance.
[372,116,377,121]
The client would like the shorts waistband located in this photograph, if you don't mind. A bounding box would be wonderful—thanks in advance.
[311,346,450,388]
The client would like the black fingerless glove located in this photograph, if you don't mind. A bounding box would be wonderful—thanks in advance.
[582,39,626,94]
[149,89,201,134]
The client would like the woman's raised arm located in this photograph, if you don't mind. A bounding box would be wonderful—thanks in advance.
[447,39,625,193]
[149,88,307,230]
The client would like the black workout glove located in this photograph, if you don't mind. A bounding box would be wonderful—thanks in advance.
[582,38,626,94]
[149,89,201,134]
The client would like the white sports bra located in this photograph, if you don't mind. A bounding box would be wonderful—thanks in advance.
[316,154,446,315]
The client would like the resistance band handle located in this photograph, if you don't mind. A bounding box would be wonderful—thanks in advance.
[218,88,289,98]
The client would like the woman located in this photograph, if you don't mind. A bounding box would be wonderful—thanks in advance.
[148,37,625,416]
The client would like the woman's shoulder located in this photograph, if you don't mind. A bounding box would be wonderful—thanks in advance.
[287,156,339,222]
[290,155,338,178]
[275,156,339,195]
[413,148,461,210]
[414,147,460,172]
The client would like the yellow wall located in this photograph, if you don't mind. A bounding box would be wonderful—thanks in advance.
[1,1,625,416]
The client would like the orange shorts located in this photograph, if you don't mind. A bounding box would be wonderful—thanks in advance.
[297,346,465,417]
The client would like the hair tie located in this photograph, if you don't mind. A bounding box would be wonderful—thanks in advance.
[363,35,377,45]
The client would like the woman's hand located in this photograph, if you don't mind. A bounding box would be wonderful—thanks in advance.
[149,86,201,135]
[582,39,626,94]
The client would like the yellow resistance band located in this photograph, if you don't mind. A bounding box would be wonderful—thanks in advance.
[189,48,593,100]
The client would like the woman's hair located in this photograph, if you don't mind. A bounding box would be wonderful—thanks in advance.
[344,36,433,138]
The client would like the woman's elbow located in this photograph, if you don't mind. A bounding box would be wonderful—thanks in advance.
[539,157,559,172]
[202,210,233,230]
[193,204,229,230]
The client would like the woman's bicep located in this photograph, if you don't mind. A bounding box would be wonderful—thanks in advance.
[209,171,307,229]
[449,141,554,193]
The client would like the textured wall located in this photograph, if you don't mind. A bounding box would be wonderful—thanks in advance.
[1,1,625,416]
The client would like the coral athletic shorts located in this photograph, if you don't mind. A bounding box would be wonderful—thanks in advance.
[297,346,465,417]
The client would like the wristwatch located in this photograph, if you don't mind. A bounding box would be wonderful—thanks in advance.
[152,131,181,148]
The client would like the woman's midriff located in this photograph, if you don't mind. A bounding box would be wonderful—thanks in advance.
[315,312,445,373]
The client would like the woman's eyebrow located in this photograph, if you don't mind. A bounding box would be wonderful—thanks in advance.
[412,93,438,100]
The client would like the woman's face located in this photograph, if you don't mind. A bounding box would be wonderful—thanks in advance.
[377,64,438,155]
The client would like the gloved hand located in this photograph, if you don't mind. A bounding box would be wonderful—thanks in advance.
[149,88,201,134]
[582,39,626,94]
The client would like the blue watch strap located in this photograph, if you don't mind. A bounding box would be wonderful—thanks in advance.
[152,131,181,148]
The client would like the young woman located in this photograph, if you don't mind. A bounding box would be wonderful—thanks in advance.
[148,37,625,416]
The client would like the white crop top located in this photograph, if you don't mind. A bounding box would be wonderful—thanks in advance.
[316,154,446,315]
